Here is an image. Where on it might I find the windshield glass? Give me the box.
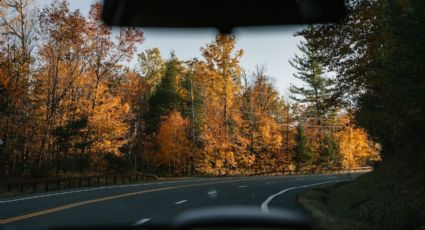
[1,0,423,230]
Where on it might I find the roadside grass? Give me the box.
[299,187,367,230]
[298,160,425,229]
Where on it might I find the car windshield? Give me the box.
[0,0,424,230]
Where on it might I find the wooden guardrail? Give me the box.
[0,173,158,194]
[249,166,373,176]
[0,167,372,195]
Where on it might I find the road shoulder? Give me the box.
[298,164,425,230]
[297,187,367,230]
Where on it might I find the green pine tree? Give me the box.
[320,132,342,170]
[289,40,335,122]
[293,124,313,171]
[144,56,184,135]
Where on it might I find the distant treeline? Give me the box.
[0,0,380,178]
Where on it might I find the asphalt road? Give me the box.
[0,173,359,229]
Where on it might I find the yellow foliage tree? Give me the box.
[155,111,191,175]
[89,83,130,156]
[338,116,381,169]
[195,34,245,175]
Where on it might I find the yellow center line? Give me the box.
[0,177,266,225]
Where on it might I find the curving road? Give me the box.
[0,173,359,229]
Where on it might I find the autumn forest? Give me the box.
[0,1,380,178]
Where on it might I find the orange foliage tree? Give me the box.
[155,111,191,175]
[337,116,381,169]
[0,1,381,177]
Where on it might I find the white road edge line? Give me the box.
[133,218,151,226]
[0,186,117,203]
[0,178,231,203]
[237,185,247,188]
[174,200,187,205]
[260,180,346,214]
[0,183,163,203]
[266,182,276,184]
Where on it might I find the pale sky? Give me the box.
[37,0,305,96]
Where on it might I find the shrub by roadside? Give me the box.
[298,160,425,229]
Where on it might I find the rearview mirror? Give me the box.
[102,0,347,33]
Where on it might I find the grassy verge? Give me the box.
[298,160,425,229]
